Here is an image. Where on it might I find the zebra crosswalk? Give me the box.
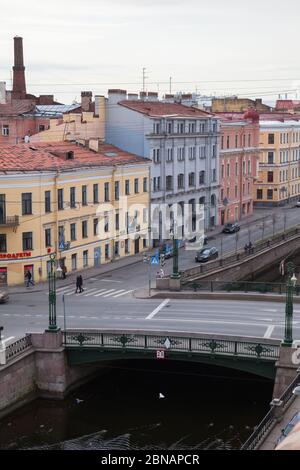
[50,285,134,300]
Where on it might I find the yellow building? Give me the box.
[254,119,300,206]
[0,141,150,286]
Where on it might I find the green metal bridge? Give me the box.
[63,329,280,379]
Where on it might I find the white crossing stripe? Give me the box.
[83,288,99,297]
[102,289,125,298]
[56,286,73,293]
[146,299,170,320]
[113,290,134,298]
[264,325,275,338]
[93,289,108,297]
[94,289,115,297]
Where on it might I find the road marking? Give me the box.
[264,325,275,338]
[56,286,73,293]
[63,288,77,296]
[79,316,87,319]
[83,288,99,297]
[99,279,122,283]
[90,316,98,319]
[2,336,14,344]
[69,315,75,318]
[113,290,134,298]
[149,317,272,327]
[262,309,277,313]
[146,299,170,320]
[94,289,115,297]
[102,289,124,298]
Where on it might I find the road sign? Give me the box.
[151,255,159,265]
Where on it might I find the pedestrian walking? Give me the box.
[244,243,249,254]
[79,275,84,292]
[248,241,253,254]
[62,265,67,279]
[25,270,34,287]
[75,275,81,293]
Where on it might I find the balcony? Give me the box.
[0,216,20,227]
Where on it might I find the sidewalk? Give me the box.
[9,251,149,295]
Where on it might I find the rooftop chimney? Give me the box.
[81,91,92,112]
[0,82,6,104]
[128,93,139,101]
[12,36,26,99]
[140,91,147,100]
[147,92,158,102]
[107,89,127,105]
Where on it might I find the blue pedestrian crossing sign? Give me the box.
[151,255,159,265]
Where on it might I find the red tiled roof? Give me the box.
[0,142,149,172]
[0,101,35,117]
[119,100,211,117]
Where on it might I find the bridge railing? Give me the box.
[182,280,297,295]
[4,335,32,363]
[181,226,300,280]
[63,330,280,361]
[240,372,300,450]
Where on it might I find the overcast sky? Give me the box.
[1,0,300,104]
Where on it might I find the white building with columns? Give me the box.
[105,89,220,232]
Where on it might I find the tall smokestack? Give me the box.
[12,36,26,98]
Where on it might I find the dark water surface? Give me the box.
[0,361,273,450]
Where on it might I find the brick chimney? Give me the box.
[81,91,92,111]
[12,36,26,99]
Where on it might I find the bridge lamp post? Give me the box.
[282,261,297,347]
[47,253,59,332]
[170,225,180,279]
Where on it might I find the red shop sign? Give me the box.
[0,252,32,259]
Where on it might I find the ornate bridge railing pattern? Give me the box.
[5,334,32,362]
[63,330,280,361]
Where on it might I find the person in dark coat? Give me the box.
[75,275,84,293]
[25,270,34,287]
[79,275,84,292]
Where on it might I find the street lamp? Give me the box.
[47,253,59,332]
[282,261,297,347]
[170,225,180,279]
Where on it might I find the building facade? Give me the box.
[105,90,220,231]
[218,112,260,224]
[254,119,300,206]
[0,142,150,286]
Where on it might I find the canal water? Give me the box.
[0,361,273,450]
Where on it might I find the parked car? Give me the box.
[222,223,240,234]
[195,247,218,263]
[188,235,208,245]
[0,290,9,303]
[275,411,300,447]
[295,200,300,207]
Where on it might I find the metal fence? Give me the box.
[181,226,300,280]
[240,372,300,450]
[5,334,32,362]
[63,330,280,361]
[182,280,298,295]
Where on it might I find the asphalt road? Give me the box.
[1,206,300,345]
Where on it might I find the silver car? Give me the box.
[0,290,9,303]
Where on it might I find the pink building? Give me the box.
[217,110,260,225]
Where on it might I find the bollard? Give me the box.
[270,398,283,423]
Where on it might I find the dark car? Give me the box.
[275,411,300,447]
[195,247,218,263]
[222,223,240,234]
[188,235,208,245]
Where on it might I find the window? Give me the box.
[134,178,139,193]
[22,193,32,215]
[45,191,51,213]
[267,189,273,200]
[167,122,172,133]
[70,187,76,208]
[177,122,185,133]
[189,147,196,160]
[104,182,110,202]
[114,241,119,257]
[166,175,173,191]
[71,253,77,270]
[83,250,88,267]
[114,181,120,200]
[226,163,230,177]
[93,218,98,236]
[177,174,184,189]
[268,152,274,164]
[0,194,5,222]
[199,171,205,185]
[199,146,206,159]
[22,232,33,250]
[235,135,238,148]
[104,212,109,232]
[267,171,274,183]
[0,234,7,252]
[226,136,230,149]
[257,189,263,199]
[235,162,238,176]
[153,148,161,163]
[221,165,224,179]
[115,212,120,231]
[166,148,173,162]
[38,124,45,132]
[58,189,64,210]
[268,133,275,144]
[153,177,161,191]
[248,134,251,147]
[125,239,129,254]
[248,160,251,175]
[153,122,160,134]
[143,177,148,192]
[212,144,216,158]
[70,223,76,241]
[2,125,9,136]
[212,169,216,182]
[45,228,51,247]
[235,186,238,198]
[188,172,195,186]
[125,179,130,195]
[93,184,99,204]
[82,185,87,206]
[221,136,224,149]
[82,220,88,238]
[177,147,185,161]
[188,122,196,133]
[105,243,110,259]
